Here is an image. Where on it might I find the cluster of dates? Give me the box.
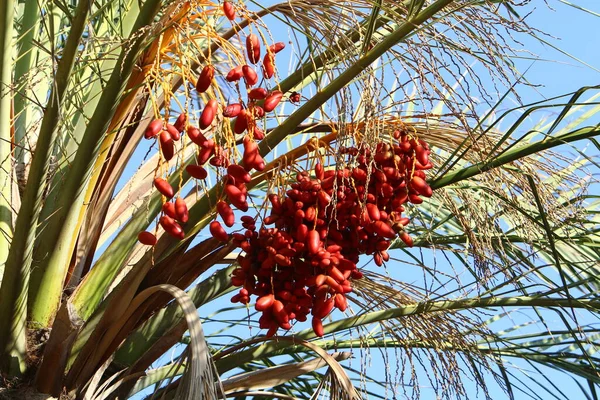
[137,4,297,245]
[134,2,436,338]
[229,131,433,337]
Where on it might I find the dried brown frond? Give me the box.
[349,271,496,400]
[421,141,592,286]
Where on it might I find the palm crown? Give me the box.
[0,0,599,399]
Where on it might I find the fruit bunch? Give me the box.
[194,33,287,141]
[229,130,433,337]
[137,113,191,243]
[133,2,435,338]
[137,4,291,245]
[138,127,269,243]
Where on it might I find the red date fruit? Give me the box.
[246,34,261,64]
[269,42,285,54]
[154,178,174,198]
[242,65,258,86]
[138,231,157,246]
[162,202,176,219]
[223,1,235,20]
[217,201,235,227]
[160,215,184,240]
[187,126,208,146]
[159,131,174,161]
[227,164,251,183]
[173,113,186,132]
[196,65,214,93]
[256,294,275,311]
[200,99,218,129]
[411,176,433,197]
[248,87,268,100]
[175,197,189,223]
[400,231,414,247]
[233,110,249,134]
[186,165,208,180]
[263,90,283,112]
[223,103,243,118]
[166,124,180,141]
[334,293,348,312]
[210,221,229,242]
[312,317,324,337]
[145,119,163,139]
[226,65,243,82]
[307,230,320,254]
[262,53,275,79]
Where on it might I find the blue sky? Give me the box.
[510,1,600,100]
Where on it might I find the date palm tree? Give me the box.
[0,0,599,399]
